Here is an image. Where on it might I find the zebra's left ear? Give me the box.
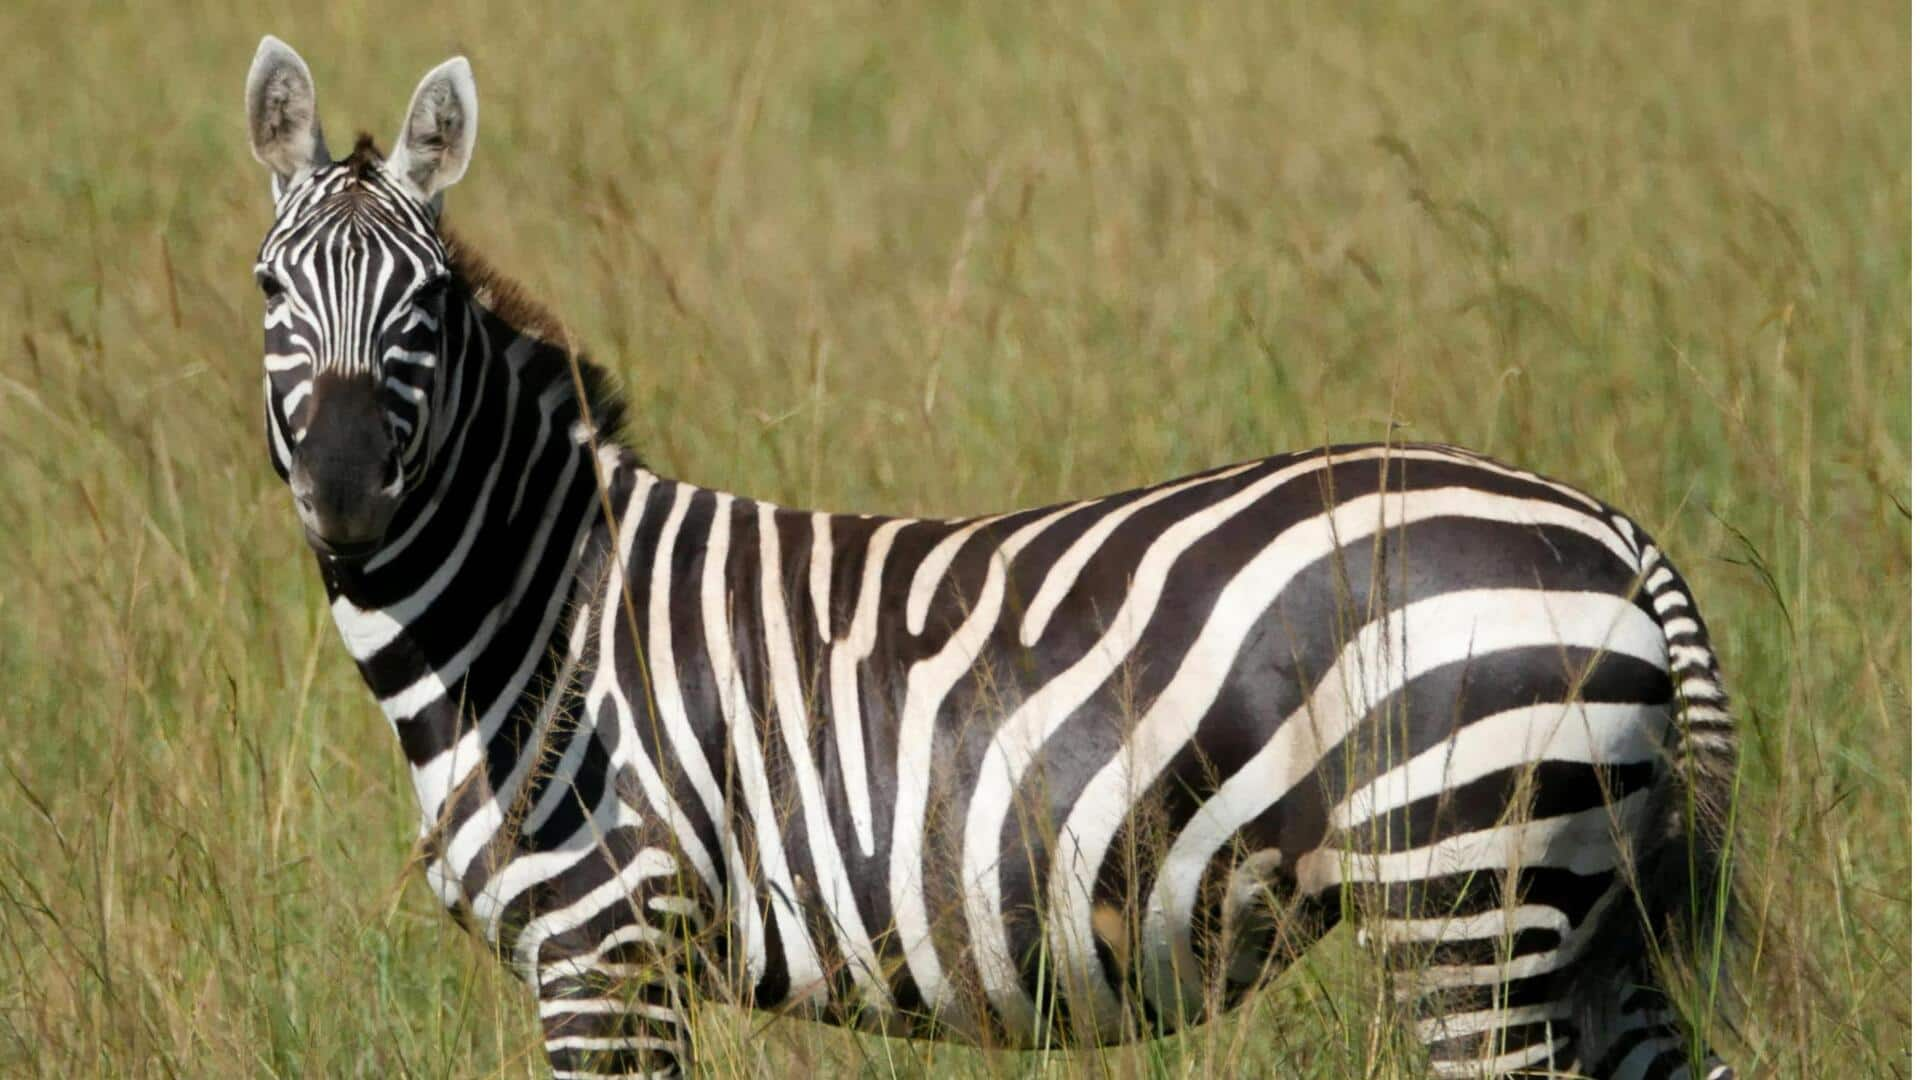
[386,57,478,206]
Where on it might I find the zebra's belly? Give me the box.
[756,842,1319,1048]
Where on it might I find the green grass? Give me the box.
[0,1,1907,1075]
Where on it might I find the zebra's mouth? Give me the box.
[305,529,383,562]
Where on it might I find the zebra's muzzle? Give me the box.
[290,469,398,560]
[302,526,385,562]
[288,374,404,558]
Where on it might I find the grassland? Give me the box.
[0,1,1908,1075]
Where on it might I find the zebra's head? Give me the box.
[244,36,476,559]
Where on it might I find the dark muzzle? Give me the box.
[290,375,401,559]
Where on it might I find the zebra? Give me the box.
[243,37,1739,1079]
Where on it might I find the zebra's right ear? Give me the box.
[245,36,330,199]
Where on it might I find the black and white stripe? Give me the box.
[245,39,1739,1079]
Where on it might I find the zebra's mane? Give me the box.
[441,231,567,347]
[338,134,628,446]
[441,232,629,448]
[343,133,387,180]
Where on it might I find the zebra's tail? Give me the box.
[1634,536,1739,972]
[1580,523,1742,1066]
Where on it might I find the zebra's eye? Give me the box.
[414,276,450,307]
[257,272,287,307]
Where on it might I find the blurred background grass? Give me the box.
[0,0,1907,1075]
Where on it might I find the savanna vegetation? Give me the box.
[0,1,1907,1075]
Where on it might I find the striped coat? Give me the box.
[246,38,1737,1079]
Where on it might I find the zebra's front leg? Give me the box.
[527,840,712,1079]
[537,962,694,1079]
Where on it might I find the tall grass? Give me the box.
[0,1,1907,1075]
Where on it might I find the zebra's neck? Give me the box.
[317,275,629,833]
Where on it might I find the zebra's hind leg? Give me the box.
[537,964,693,1079]
[1582,968,1734,1080]
[1357,868,1730,1079]
[1355,870,1594,1077]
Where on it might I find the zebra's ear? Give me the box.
[386,57,478,205]
[245,36,330,198]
